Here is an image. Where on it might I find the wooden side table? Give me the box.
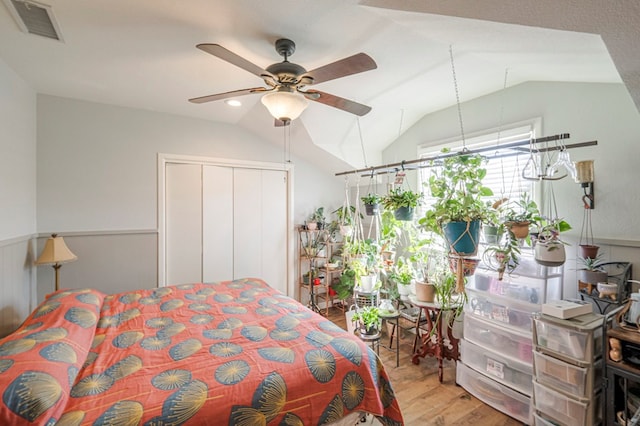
[409,296,460,383]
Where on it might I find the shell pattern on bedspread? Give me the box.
[0,279,403,425]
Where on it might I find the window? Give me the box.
[418,119,541,211]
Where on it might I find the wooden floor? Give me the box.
[326,307,525,426]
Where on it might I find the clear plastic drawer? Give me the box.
[533,350,602,398]
[533,380,601,426]
[457,361,532,424]
[466,287,537,332]
[533,314,603,363]
[464,312,534,364]
[461,339,533,396]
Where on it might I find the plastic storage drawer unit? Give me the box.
[461,339,533,396]
[457,362,532,424]
[533,350,602,398]
[533,380,601,426]
[533,313,603,363]
[466,287,537,332]
[464,312,534,363]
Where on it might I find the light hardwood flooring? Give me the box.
[326,307,525,426]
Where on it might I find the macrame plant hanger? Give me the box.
[449,44,472,293]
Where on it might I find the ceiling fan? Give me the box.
[189,38,377,123]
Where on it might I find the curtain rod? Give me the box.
[335,133,598,177]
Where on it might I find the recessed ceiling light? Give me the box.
[225,99,242,107]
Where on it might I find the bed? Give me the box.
[0,278,403,425]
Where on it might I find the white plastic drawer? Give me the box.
[466,288,537,332]
[461,339,533,396]
[457,362,532,424]
[472,270,550,305]
[533,316,603,363]
[464,312,534,364]
[533,381,601,426]
[533,413,560,426]
[533,351,602,398]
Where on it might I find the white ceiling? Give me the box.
[0,0,635,173]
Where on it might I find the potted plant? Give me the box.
[533,217,572,267]
[482,198,508,244]
[361,193,382,216]
[307,207,326,231]
[502,192,541,240]
[420,150,493,256]
[351,306,382,336]
[382,188,423,221]
[333,205,362,236]
[388,256,414,298]
[482,227,521,280]
[577,252,608,295]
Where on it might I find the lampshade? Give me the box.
[574,160,595,184]
[261,89,308,121]
[36,234,77,265]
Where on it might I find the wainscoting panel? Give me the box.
[36,231,158,303]
[0,237,35,338]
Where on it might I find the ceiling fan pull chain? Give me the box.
[357,118,368,169]
[449,45,467,151]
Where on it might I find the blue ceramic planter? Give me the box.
[443,220,481,255]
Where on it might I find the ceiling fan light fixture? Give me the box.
[261,89,308,122]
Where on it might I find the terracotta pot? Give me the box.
[448,256,480,277]
[415,280,435,302]
[507,221,530,239]
[579,244,600,259]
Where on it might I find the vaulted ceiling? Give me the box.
[0,0,635,172]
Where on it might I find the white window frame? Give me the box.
[417,118,543,212]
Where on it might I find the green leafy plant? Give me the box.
[351,306,381,332]
[382,188,423,210]
[420,150,493,233]
[361,193,383,205]
[503,192,541,224]
[333,205,362,226]
[578,252,607,272]
[483,227,521,280]
[388,256,414,286]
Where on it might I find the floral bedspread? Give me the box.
[0,278,403,425]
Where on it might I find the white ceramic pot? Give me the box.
[397,283,410,297]
[359,274,377,292]
[534,241,566,267]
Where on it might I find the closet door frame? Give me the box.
[157,153,294,296]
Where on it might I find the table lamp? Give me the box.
[36,233,77,291]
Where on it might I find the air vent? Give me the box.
[2,0,63,41]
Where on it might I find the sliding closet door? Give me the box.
[202,165,233,282]
[165,163,202,285]
[233,168,287,293]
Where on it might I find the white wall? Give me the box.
[36,95,344,300]
[0,57,37,335]
[0,58,36,240]
[383,81,640,299]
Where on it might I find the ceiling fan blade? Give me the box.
[196,44,275,80]
[303,53,376,85]
[304,90,372,116]
[189,87,268,104]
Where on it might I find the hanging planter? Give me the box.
[448,255,480,277]
[506,221,530,239]
[579,207,599,259]
[382,188,423,222]
[361,193,382,216]
[534,241,567,267]
[482,224,502,244]
[393,206,414,221]
[442,220,481,256]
